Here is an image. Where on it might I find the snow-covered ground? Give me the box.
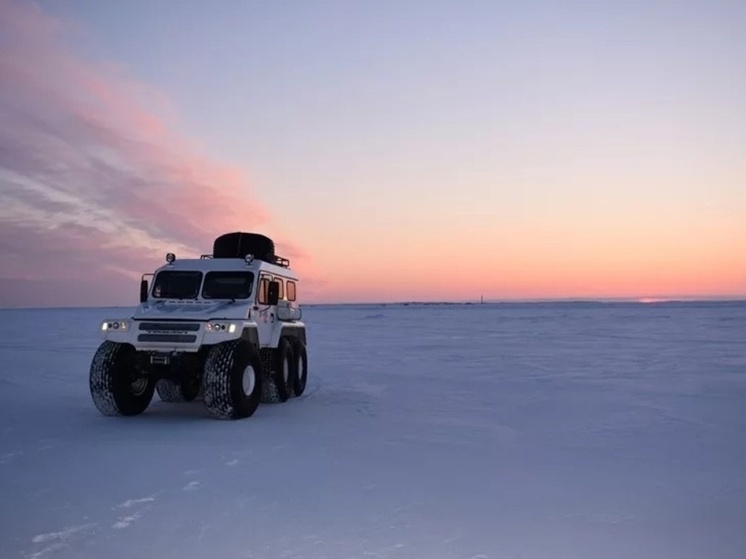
[1,301,745,559]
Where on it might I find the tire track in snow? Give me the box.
[115,496,156,509]
[0,450,23,464]
[184,480,201,491]
[112,509,147,529]
[26,523,97,559]
[111,494,158,529]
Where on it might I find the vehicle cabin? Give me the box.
[144,254,300,310]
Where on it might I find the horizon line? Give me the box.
[2,295,745,312]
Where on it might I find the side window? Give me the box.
[257,276,270,304]
[276,278,284,300]
[286,280,297,302]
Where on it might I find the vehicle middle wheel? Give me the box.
[202,340,263,419]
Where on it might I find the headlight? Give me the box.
[205,322,237,333]
[101,320,129,331]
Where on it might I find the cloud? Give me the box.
[0,0,300,307]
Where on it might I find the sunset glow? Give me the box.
[0,0,744,307]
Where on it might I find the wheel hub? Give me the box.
[130,378,148,396]
[242,365,256,395]
[283,357,290,385]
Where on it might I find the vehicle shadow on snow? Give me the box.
[136,400,215,420]
[81,392,317,425]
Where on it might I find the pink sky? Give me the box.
[0,0,310,307]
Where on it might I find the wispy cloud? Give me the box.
[0,0,286,307]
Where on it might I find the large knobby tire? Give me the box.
[213,232,275,261]
[156,377,201,403]
[89,341,155,416]
[260,338,294,404]
[293,341,308,397]
[202,340,263,419]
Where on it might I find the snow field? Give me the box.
[0,302,745,559]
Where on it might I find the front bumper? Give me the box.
[100,318,250,352]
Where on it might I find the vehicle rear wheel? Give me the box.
[260,338,294,403]
[293,341,308,397]
[89,341,155,416]
[202,340,263,419]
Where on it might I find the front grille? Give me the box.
[138,322,200,332]
[137,334,198,343]
[136,321,200,344]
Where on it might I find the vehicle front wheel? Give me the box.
[89,341,155,416]
[202,340,263,419]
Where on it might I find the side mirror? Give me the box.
[267,281,280,306]
[140,279,149,303]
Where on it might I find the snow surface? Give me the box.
[1,301,745,559]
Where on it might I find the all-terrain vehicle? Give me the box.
[89,232,308,420]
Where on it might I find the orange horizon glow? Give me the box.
[297,217,745,304]
[300,256,746,304]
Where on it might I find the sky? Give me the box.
[0,0,744,307]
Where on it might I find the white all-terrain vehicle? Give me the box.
[89,232,308,420]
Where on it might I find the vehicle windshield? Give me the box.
[152,271,203,299]
[202,271,255,299]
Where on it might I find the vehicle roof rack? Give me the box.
[200,252,289,267]
[272,255,291,268]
